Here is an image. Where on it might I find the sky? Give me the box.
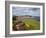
[12,7,40,16]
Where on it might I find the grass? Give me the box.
[13,18,40,30]
[22,18,40,30]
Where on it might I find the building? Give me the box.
[15,15,32,21]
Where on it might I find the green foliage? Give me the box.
[13,18,40,30]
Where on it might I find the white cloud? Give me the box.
[12,7,40,16]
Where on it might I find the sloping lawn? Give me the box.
[23,18,40,30]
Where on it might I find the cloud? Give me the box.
[12,7,40,16]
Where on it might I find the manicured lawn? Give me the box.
[23,18,40,30]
